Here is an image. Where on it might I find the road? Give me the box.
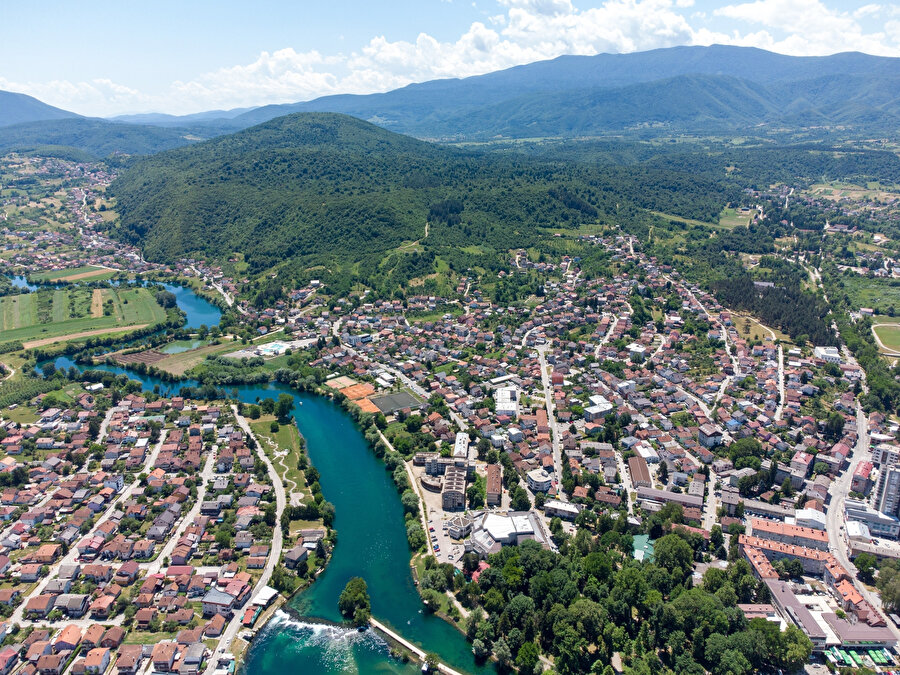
[682,447,719,531]
[593,312,620,357]
[535,344,564,498]
[147,446,216,576]
[205,407,287,674]
[615,452,634,515]
[774,345,786,421]
[664,274,738,408]
[10,422,167,626]
[822,404,900,641]
[190,265,245,314]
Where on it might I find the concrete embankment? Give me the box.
[369,617,465,675]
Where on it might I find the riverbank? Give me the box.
[39,284,487,674]
[370,618,465,675]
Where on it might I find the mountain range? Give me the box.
[0,45,898,157]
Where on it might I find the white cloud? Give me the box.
[5,0,899,116]
[713,0,897,55]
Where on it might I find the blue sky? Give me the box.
[2,0,897,116]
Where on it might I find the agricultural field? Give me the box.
[115,339,237,376]
[810,181,900,202]
[30,265,117,283]
[0,286,167,347]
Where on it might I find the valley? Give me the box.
[1,42,900,675]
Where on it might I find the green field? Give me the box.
[30,265,116,282]
[718,207,752,229]
[0,287,167,346]
[152,340,238,375]
[874,324,900,352]
[251,416,309,501]
[840,276,900,315]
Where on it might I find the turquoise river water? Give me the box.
[47,284,487,674]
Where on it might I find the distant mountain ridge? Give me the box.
[231,45,900,132]
[1,45,898,154]
[0,91,81,127]
[149,45,895,138]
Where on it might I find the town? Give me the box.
[4,144,900,675]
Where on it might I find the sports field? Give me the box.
[370,390,423,414]
[0,286,167,347]
[874,324,900,353]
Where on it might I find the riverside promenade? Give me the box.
[370,617,466,675]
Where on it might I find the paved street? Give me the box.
[10,413,166,626]
[823,405,900,642]
[204,407,288,674]
[535,344,564,498]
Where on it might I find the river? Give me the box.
[47,285,487,674]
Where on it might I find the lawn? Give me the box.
[0,286,167,346]
[408,306,463,324]
[733,313,791,344]
[251,416,308,500]
[718,207,752,229]
[873,324,900,352]
[650,211,714,229]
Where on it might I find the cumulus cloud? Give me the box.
[713,0,897,55]
[7,0,900,116]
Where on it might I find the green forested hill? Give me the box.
[110,113,739,285]
[0,118,204,158]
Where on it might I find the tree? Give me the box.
[271,565,297,594]
[516,641,540,672]
[421,588,442,612]
[710,525,724,550]
[401,490,420,515]
[781,477,793,497]
[509,486,531,511]
[855,552,877,583]
[654,534,693,576]
[407,522,426,550]
[472,638,490,661]
[467,484,484,509]
[338,577,370,626]
[493,637,512,666]
[824,411,845,440]
[275,393,294,421]
[658,462,669,484]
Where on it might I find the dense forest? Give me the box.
[713,275,834,345]
[109,113,736,294]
